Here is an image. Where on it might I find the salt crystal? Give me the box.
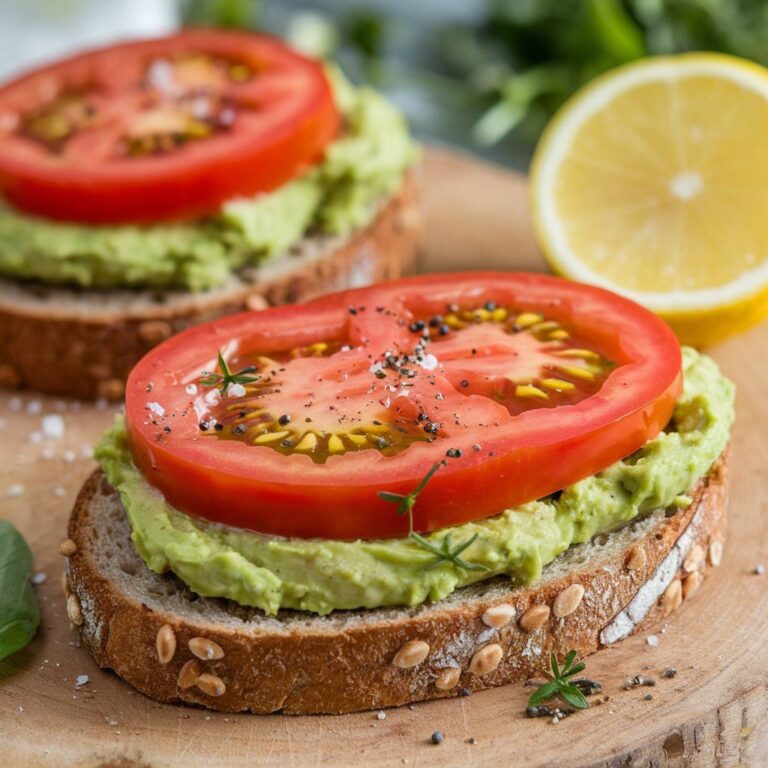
[76,674,89,686]
[227,383,246,398]
[646,635,659,647]
[41,414,65,440]
[147,402,165,417]
[26,400,42,415]
[185,384,198,396]
[419,354,438,371]
[32,572,47,585]
[6,484,24,498]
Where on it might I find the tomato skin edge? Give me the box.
[0,30,340,224]
[124,272,683,540]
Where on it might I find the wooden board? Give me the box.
[2,147,768,767]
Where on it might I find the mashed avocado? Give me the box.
[95,348,734,616]
[0,70,416,292]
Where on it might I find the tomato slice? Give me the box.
[0,30,339,224]
[125,272,682,540]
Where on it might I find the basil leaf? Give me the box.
[0,520,40,661]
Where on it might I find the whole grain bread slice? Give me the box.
[0,173,419,399]
[63,454,728,715]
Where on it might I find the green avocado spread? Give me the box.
[95,348,734,616]
[0,69,416,292]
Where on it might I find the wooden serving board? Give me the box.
[2,148,767,767]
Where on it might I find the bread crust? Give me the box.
[64,455,728,715]
[0,173,419,399]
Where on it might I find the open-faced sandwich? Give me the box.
[62,272,734,714]
[0,30,418,399]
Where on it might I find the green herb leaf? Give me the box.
[565,661,586,678]
[527,650,594,713]
[379,462,486,573]
[0,521,40,661]
[558,684,589,710]
[527,680,560,707]
[199,349,259,395]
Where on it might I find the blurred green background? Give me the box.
[181,0,768,169]
[4,0,768,170]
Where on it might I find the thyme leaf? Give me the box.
[527,651,591,711]
[199,350,259,395]
[378,461,487,573]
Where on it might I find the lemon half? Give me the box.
[531,53,768,346]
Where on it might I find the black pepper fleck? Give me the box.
[431,731,444,745]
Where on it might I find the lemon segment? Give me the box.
[531,53,768,346]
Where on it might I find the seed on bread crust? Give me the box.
[519,604,550,632]
[683,545,704,573]
[469,644,503,676]
[59,538,77,556]
[245,294,269,312]
[97,378,125,400]
[708,539,723,567]
[177,659,202,690]
[662,579,683,615]
[553,584,585,618]
[683,571,702,599]
[195,673,226,697]
[626,545,646,571]
[482,604,516,629]
[189,637,224,661]
[156,625,176,664]
[434,667,461,690]
[392,640,430,668]
[66,593,83,626]
[137,320,173,344]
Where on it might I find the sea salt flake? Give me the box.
[185,384,198,396]
[419,354,438,371]
[146,402,165,417]
[646,635,659,647]
[76,674,89,686]
[226,383,246,398]
[41,414,65,440]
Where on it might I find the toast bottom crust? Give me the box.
[0,172,419,399]
[64,455,728,715]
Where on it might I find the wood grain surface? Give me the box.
[1,147,767,767]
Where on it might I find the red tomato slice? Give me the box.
[0,30,339,224]
[125,272,682,540]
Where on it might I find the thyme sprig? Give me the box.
[528,651,590,711]
[199,350,259,395]
[378,461,488,573]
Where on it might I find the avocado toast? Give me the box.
[62,273,734,713]
[0,31,418,399]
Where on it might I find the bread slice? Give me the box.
[0,173,418,400]
[63,454,728,715]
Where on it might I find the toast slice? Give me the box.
[0,173,418,400]
[63,454,728,715]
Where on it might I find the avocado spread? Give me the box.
[0,70,416,292]
[95,348,734,616]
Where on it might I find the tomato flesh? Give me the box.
[0,30,339,224]
[125,273,682,540]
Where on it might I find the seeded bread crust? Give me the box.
[63,453,728,715]
[0,172,418,400]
